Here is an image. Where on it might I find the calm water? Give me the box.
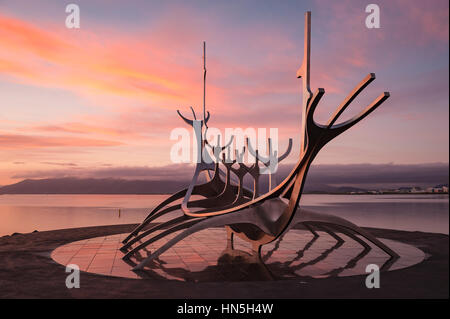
[0,194,448,236]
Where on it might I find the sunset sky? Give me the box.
[0,0,448,185]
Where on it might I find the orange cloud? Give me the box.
[0,14,71,60]
[31,123,135,137]
[0,13,200,106]
[0,133,122,149]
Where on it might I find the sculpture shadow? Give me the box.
[122,227,395,282]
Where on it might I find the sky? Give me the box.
[0,0,448,185]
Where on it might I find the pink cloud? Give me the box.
[0,133,122,149]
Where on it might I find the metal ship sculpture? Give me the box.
[121,12,399,271]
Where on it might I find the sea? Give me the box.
[0,194,448,237]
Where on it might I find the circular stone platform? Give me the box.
[51,228,425,281]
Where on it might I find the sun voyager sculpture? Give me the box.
[121,11,399,271]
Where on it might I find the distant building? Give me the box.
[426,185,449,193]
[410,187,425,193]
[398,187,413,193]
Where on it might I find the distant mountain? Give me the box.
[0,177,366,194]
[0,178,189,194]
[3,163,447,194]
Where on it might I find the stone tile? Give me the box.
[111,267,138,279]
[89,256,115,269]
[52,253,74,265]
[86,267,112,276]
[69,257,94,271]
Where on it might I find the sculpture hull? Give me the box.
[227,198,291,249]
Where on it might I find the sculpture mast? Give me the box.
[203,41,207,127]
[296,11,312,155]
[202,41,213,181]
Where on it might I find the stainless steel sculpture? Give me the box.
[122,11,399,271]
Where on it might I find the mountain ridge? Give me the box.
[0,177,367,194]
